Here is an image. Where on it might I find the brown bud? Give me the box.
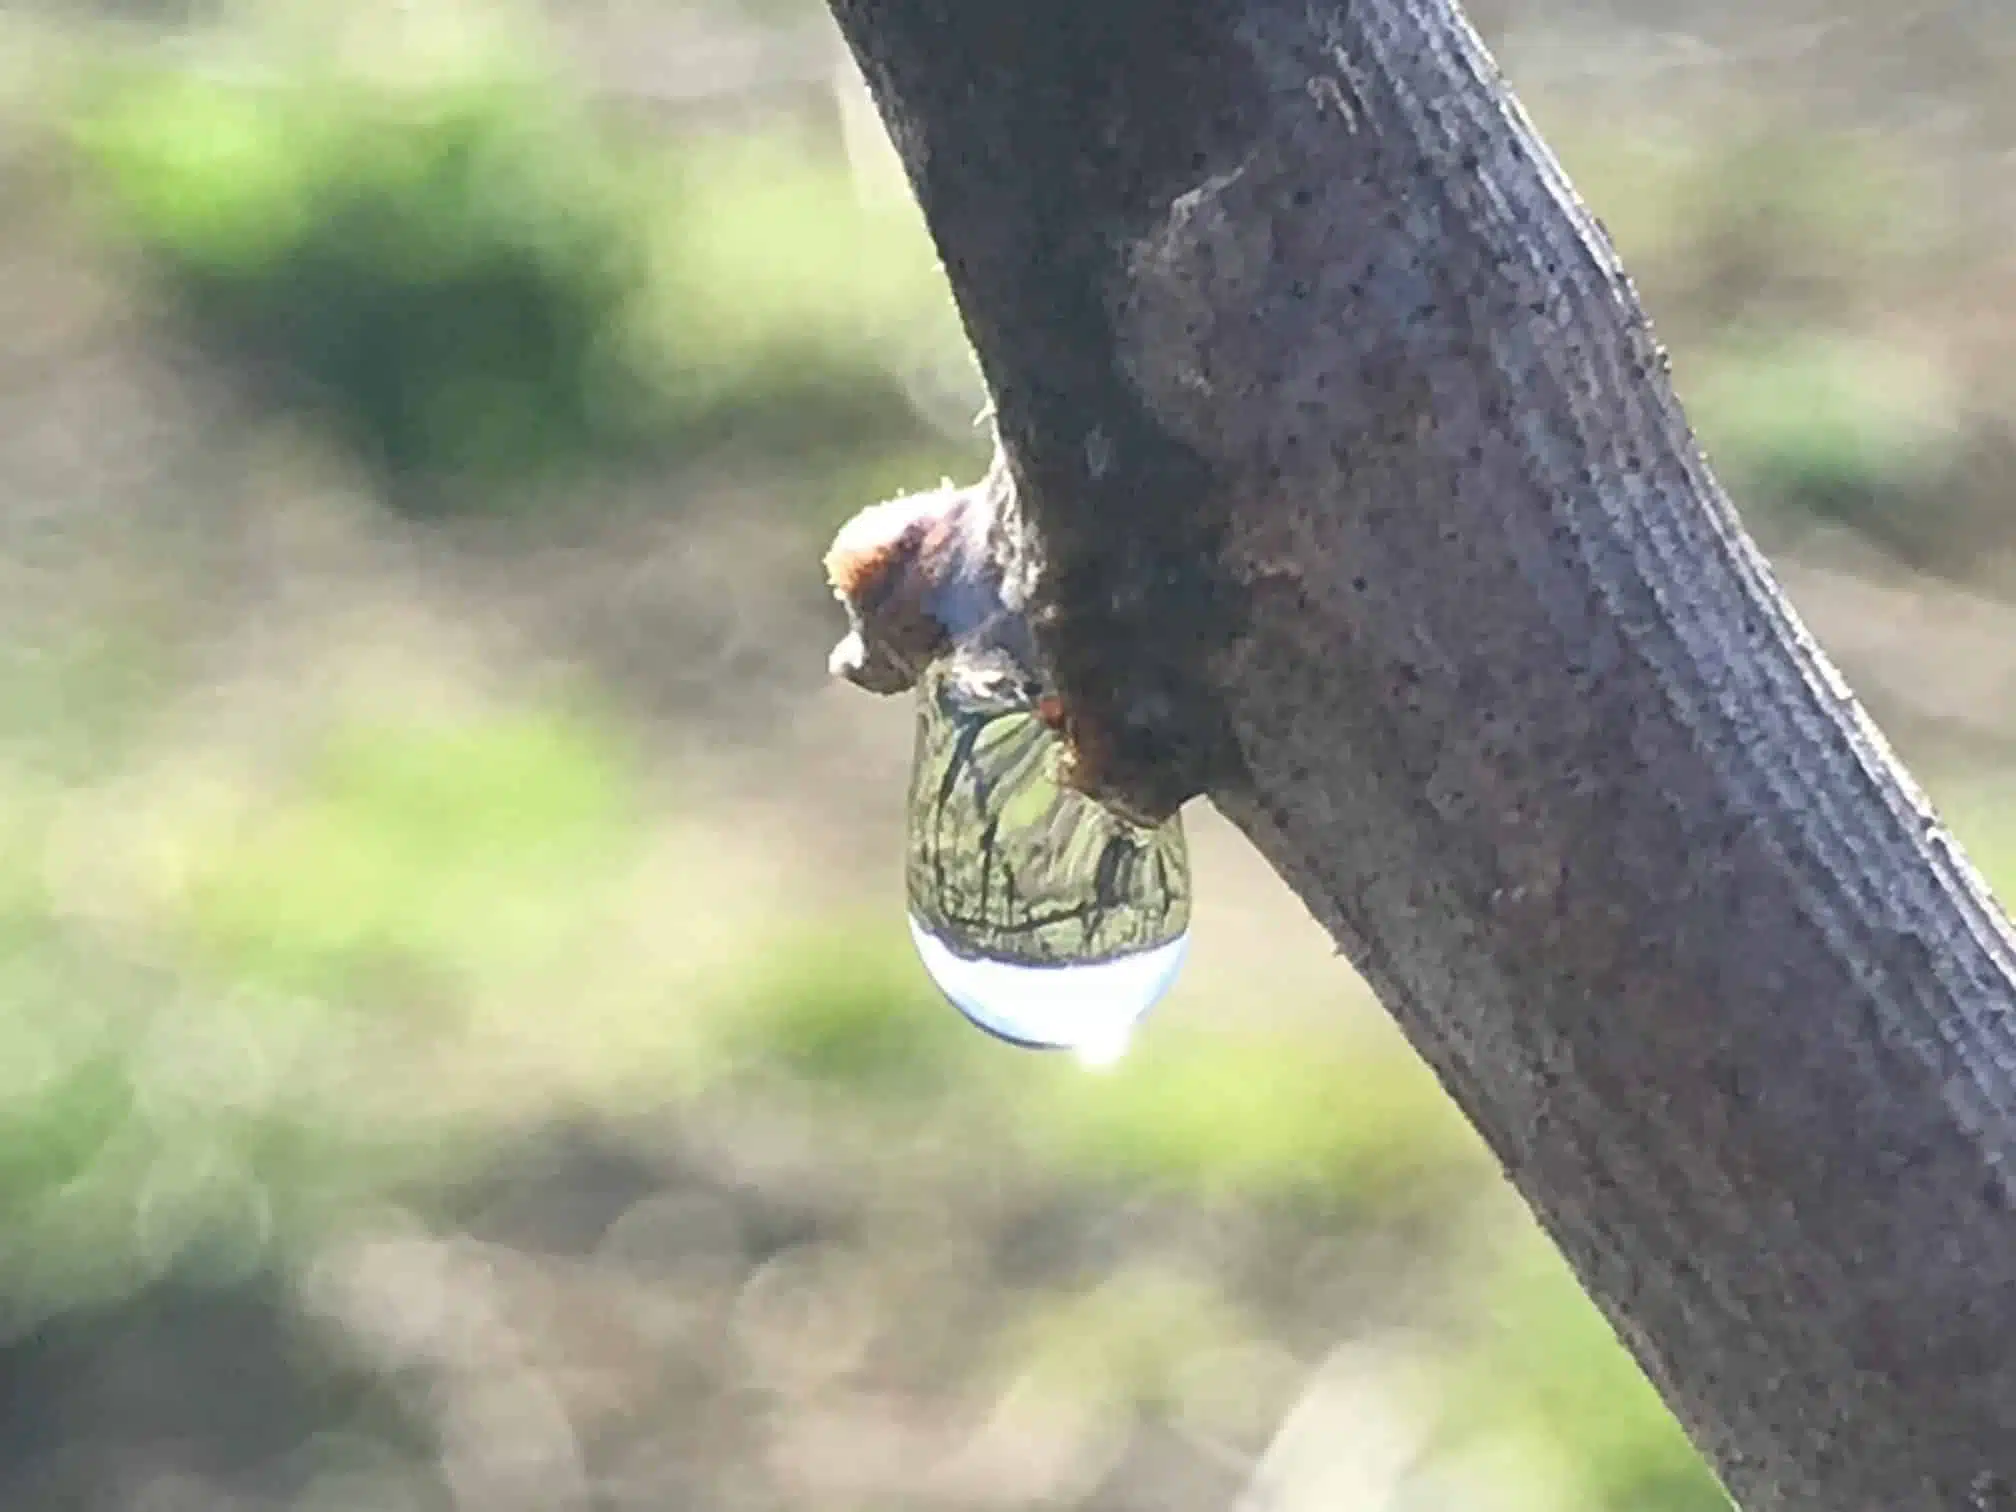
[823,482,990,696]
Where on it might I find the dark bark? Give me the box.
[820,2,2016,1509]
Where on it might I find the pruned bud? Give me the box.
[823,476,1016,697]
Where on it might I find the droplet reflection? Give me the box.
[909,914,1188,1059]
[901,657,1194,1057]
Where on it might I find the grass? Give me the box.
[0,576,1995,1494]
[1451,1226,1732,1512]
[1020,1032,1485,1209]
[176,707,638,1000]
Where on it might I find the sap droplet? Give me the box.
[909,914,1188,1056]
[824,467,1198,1055]
[901,659,1193,1053]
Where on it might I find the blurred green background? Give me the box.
[0,0,2010,1507]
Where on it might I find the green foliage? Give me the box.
[0,630,2004,1510]
[0,688,647,1319]
[726,923,976,1096]
[76,62,645,500]
[179,707,637,999]
[1557,119,1984,568]
[0,627,176,784]
[1932,779,2016,887]
[0,915,297,1315]
[621,135,969,454]
[1682,333,1965,558]
[1024,1031,1485,1208]
[719,940,1485,1220]
[0,950,136,1212]
[67,46,966,511]
[1555,120,1930,333]
[1455,1235,1732,1512]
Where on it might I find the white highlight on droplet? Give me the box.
[907,915,1188,1059]
[1070,1018,1134,1074]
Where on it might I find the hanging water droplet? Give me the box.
[904,658,1192,1053]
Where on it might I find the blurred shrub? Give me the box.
[1023,1032,1484,1209]
[725,922,976,1097]
[66,40,966,512]
[1558,119,2005,572]
[0,695,645,1327]
[1457,1235,1731,1512]
[619,132,973,459]
[1682,332,1974,562]
[179,707,636,1001]
[75,62,646,502]
[1568,125,1927,330]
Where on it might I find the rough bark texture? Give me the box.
[821,2,2016,1509]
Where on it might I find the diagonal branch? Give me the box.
[821,2,2016,1508]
